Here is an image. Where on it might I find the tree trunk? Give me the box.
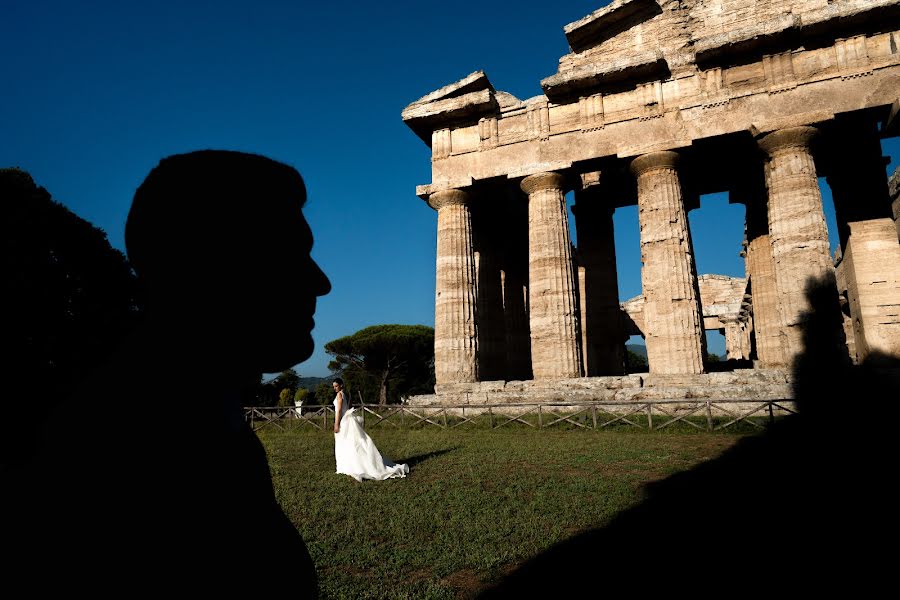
[379,370,390,406]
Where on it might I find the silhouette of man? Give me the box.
[5,151,328,595]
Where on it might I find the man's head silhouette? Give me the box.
[126,150,330,373]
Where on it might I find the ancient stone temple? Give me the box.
[403,0,900,403]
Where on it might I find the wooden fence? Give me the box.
[244,399,796,433]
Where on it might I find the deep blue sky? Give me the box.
[4,1,898,376]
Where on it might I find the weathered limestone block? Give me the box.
[758,126,836,361]
[574,181,625,375]
[840,219,900,362]
[409,369,797,415]
[430,189,478,384]
[631,151,705,374]
[521,172,583,379]
[698,274,746,319]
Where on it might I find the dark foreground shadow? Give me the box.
[2,151,330,595]
[481,275,899,597]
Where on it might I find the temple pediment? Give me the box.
[402,71,501,143]
[542,50,666,100]
[563,0,662,54]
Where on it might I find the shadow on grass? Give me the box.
[397,447,458,469]
[480,274,900,597]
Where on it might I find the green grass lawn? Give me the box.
[260,424,751,599]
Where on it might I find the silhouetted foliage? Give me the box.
[273,369,300,391]
[1,168,141,414]
[325,324,435,404]
[625,348,647,372]
[278,388,293,406]
[293,388,310,404]
[315,381,334,405]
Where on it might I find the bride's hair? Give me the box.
[333,378,351,406]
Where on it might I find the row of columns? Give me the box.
[430,125,898,384]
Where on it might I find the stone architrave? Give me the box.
[573,183,625,375]
[429,189,478,385]
[743,189,785,366]
[758,126,836,361]
[631,151,704,374]
[520,172,583,379]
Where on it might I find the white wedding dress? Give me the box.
[334,393,409,482]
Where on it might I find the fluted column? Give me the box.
[758,126,836,361]
[631,151,704,374]
[520,172,582,379]
[573,182,625,375]
[743,188,785,366]
[429,189,478,384]
[722,317,743,360]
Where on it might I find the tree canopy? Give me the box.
[325,324,434,404]
[2,168,141,402]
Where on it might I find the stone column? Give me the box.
[827,127,900,363]
[520,172,582,379]
[631,151,704,374]
[722,317,743,360]
[573,180,625,375]
[740,319,753,360]
[742,187,785,366]
[758,126,836,361]
[429,189,478,385]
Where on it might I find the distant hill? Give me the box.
[298,376,328,390]
[626,344,647,358]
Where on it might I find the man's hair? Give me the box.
[125,150,306,285]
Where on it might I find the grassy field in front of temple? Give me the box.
[260,423,753,599]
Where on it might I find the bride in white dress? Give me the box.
[332,378,409,482]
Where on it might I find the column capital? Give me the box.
[630,151,680,177]
[757,126,819,156]
[427,188,470,211]
[520,171,568,195]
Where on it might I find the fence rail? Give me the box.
[244,400,796,433]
